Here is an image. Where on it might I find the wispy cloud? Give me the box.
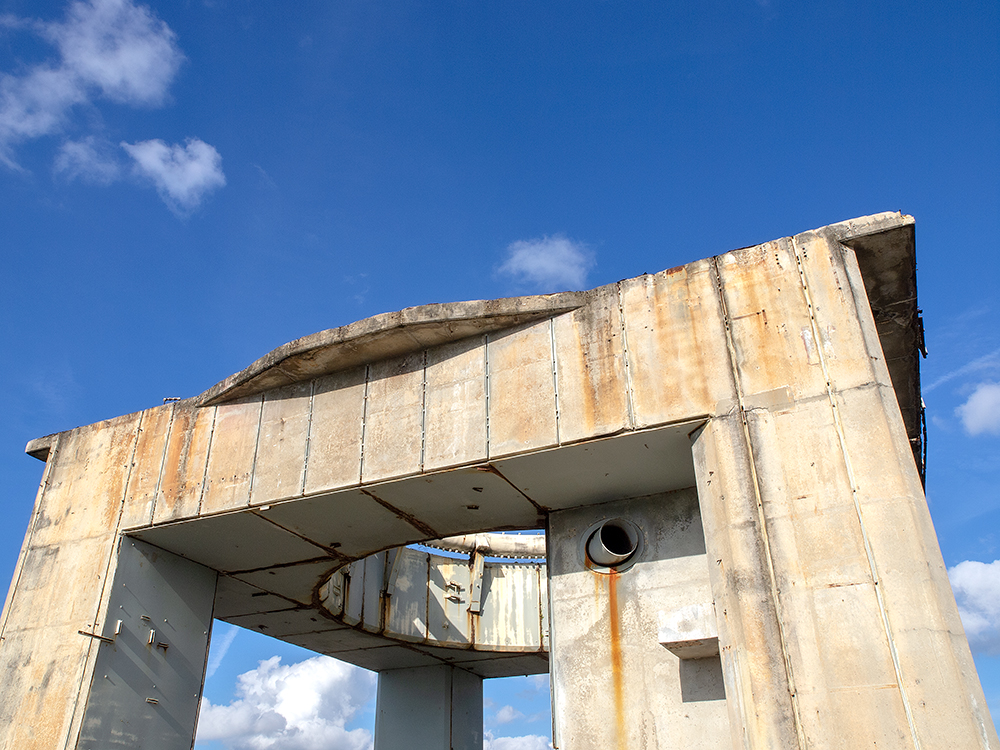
[204,623,239,680]
[122,137,225,214]
[0,0,225,213]
[196,655,375,750]
[949,559,1000,654]
[0,0,183,165]
[924,347,1000,393]
[498,234,595,291]
[955,382,1000,436]
[54,135,120,183]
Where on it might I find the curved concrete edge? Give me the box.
[198,292,590,406]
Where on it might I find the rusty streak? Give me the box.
[476,464,548,513]
[607,570,627,750]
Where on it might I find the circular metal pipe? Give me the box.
[586,519,640,567]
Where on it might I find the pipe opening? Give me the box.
[585,519,641,569]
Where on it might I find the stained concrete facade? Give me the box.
[1,212,997,749]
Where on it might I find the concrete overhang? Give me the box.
[196,293,588,407]
[17,211,924,678]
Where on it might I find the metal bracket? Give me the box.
[78,630,115,645]
[468,550,485,614]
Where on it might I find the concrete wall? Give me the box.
[1,213,995,750]
[547,489,731,750]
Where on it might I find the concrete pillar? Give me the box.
[374,664,483,750]
[689,228,999,749]
[546,490,731,750]
[77,538,217,749]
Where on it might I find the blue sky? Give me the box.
[1,0,997,746]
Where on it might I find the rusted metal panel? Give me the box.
[342,559,365,628]
[250,381,311,505]
[427,558,471,646]
[553,285,630,444]
[477,563,541,652]
[384,546,429,643]
[362,551,386,634]
[153,405,215,524]
[487,320,558,458]
[423,335,487,471]
[716,239,828,402]
[121,404,175,529]
[361,352,424,483]
[303,367,366,495]
[200,396,263,515]
[620,260,734,428]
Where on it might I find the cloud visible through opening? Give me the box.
[197,655,376,750]
[484,733,552,750]
[498,234,595,291]
[956,382,1000,436]
[0,0,224,212]
[949,559,1000,655]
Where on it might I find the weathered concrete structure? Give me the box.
[2,212,996,749]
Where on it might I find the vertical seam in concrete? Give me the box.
[148,403,177,525]
[196,406,219,515]
[791,236,923,750]
[485,334,492,461]
[68,414,145,750]
[0,434,61,639]
[550,317,561,445]
[359,365,371,483]
[420,350,428,472]
[301,379,316,495]
[711,256,807,750]
[97,415,144,628]
[247,393,266,504]
[616,281,637,429]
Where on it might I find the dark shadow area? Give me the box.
[679,656,726,702]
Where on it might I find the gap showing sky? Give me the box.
[0,1,997,748]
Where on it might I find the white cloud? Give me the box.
[498,234,595,291]
[949,559,1000,655]
[0,0,183,164]
[956,382,1000,436]
[205,623,239,680]
[122,137,225,213]
[485,732,552,750]
[196,655,376,750]
[54,135,121,183]
[493,705,525,725]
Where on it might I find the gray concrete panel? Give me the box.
[78,539,216,750]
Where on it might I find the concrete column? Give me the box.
[374,664,483,750]
[77,538,217,749]
[546,490,731,750]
